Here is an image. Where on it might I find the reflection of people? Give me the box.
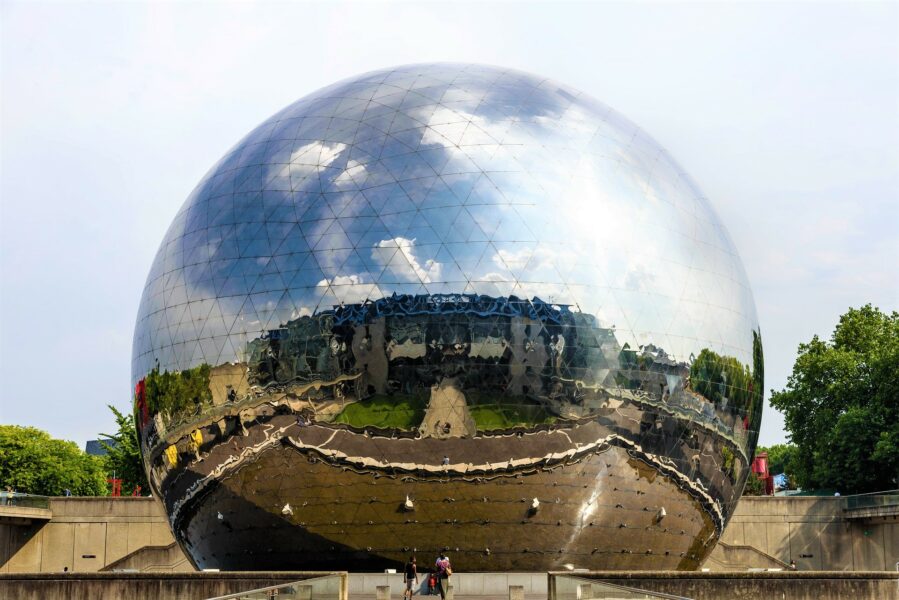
[552,334,566,374]
[789,559,797,571]
[403,555,418,599]
[360,334,372,351]
[435,553,451,600]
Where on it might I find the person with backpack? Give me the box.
[403,555,418,599]
[434,552,452,600]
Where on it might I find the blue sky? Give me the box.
[1,1,896,448]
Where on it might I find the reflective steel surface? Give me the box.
[132,63,763,571]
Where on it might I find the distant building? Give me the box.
[85,440,116,456]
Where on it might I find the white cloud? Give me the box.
[421,107,485,143]
[333,158,366,187]
[492,245,575,274]
[315,274,384,304]
[270,140,348,186]
[372,237,442,284]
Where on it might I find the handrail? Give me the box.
[549,573,693,600]
[844,489,899,511]
[204,573,345,600]
[714,541,791,569]
[0,492,50,509]
[843,488,899,497]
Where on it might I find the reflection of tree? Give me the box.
[689,344,761,418]
[144,364,212,424]
[748,330,765,439]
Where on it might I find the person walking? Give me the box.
[403,555,418,599]
[435,552,452,600]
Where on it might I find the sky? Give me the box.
[1,1,897,449]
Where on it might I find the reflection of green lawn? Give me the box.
[332,395,426,429]
[469,404,556,431]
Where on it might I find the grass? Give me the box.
[332,392,557,432]
[332,394,427,430]
[466,393,557,431]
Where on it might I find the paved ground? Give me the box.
[349,595,547,600]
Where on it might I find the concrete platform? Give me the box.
[2,570,898,600]
[548,570,899,600]
[0,571,347,600]
[0,505,52,526]
[348,572,546,597]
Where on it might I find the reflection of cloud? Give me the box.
[483,244,582,304]
[290,306,313,319]
[315,274,384,304]
[334,159,366,186]
[271,140,348,184]
[493,245,574,273]
[420,106,495,155]
[623,262,656,292]
[372,237,442,284]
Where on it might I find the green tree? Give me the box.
[757,443,798,477]
[688,332,763,425]
[742,472,766,496]
[0,426,107,496]
[99,405,149,495]
[770,305,899,493]
[144,363,212,424]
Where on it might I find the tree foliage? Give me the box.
[770,305,899,493]
[144,363,212,424]
[742,472,766,496]
[689,329,764,429]
[757,443,799,477]
[0,425,107,496]
[99,405,149,495]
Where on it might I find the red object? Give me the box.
[751,452,774,495]
[108,477,122,497]
[132,485,142,497]
[752,452,768,476]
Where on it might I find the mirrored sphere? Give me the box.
[133,63,763,571]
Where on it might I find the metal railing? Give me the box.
[844,489,899,511]
[205,574,346,600]
[550,574,692,600]
[0,492,50,509]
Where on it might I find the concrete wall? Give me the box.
[2,570,896,600]
[707,496,899,571]
[0,498,189,573]
[549,571,899,600]
[0,571,346,600]
[348,572,547,596]
[1,496,897,574]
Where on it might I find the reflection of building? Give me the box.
[132,64,763,571]
[244,294,623,424]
